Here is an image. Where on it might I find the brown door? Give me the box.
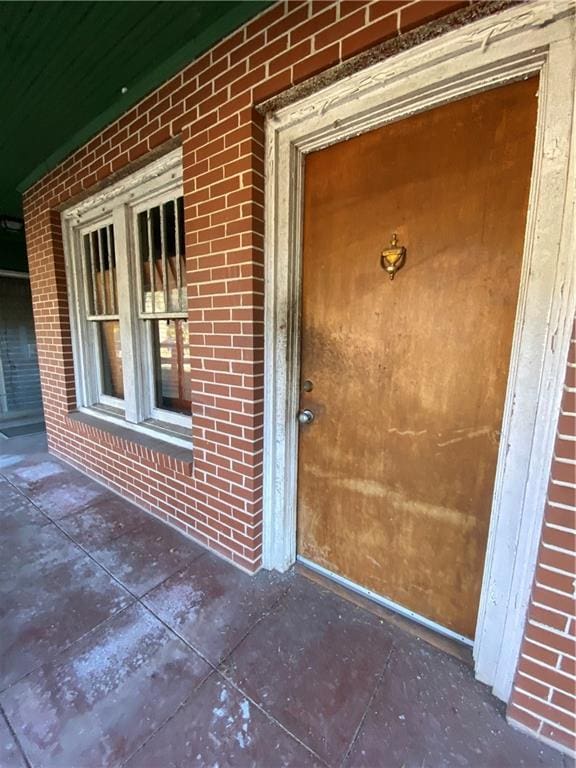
[297,78,538,639]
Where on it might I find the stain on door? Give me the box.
[297,78,539,639]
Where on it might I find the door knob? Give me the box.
[297,409,315,425]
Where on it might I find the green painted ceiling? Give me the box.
[0,1,270,219]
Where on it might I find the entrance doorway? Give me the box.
[296,79,538,641]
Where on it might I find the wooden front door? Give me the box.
[296,78,538,639]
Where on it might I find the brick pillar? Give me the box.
[508,320,576,755]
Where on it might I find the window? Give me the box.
[135,195,191,418]
[82,222,124,402]
[63,149,190,444]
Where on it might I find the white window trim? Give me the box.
[75,215,124,412]
[262,0,575,704]
[63,147,192,447]
[77,404,193,451]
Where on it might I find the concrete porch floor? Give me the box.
[0,433,568,768]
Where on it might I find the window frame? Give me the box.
[62,148,191,447]
[132,187,190,429]
[76,215,124,410]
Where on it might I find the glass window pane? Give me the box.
[94,230,106,314]
[83,225,117,317]
[151,319,191,414]
[97,320,124,399]
[176,196,186,312]
[138,196,186,315]
[83,233,98,315]
[139,206,165,312]
[106,225,118,314]
[164,199,179,313]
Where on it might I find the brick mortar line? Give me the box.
[545,518,576,530]
[518,651,574,693]
[550,478,576,490]
[534,581,576,599]
[514,687,576,721]
[511,702,575,738]
[520,654,576,681]
[531,599,574,621]
[540,563,576,579]
[517,669,573,691]
[523,638,576,664]
[541,542,576,558]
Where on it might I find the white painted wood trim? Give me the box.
[61,149,192,445]
[62,148,183,223]
[114,204,141,422]
[76,405,192,450]
[63,223,94,409]
[483,34,576,700]
[150,405,192,430]
[262,0,575,703]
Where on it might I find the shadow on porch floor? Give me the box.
[0,433,568,767]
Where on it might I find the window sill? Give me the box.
[66,408,193,466]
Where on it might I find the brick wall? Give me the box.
[23,0,468,571]
[508,322,576,756]
[21,0,575,756]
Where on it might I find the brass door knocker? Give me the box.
[381,234,406,280]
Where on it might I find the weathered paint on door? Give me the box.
[296,78,539,639]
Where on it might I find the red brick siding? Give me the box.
[508,322,576,756]
[23,0,465,572]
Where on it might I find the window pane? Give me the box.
[138,196,186,315]
[151,319,191,414]
[83,225,117,316]
[139,207,161,312]
[97,320,124,399]
[164,199,180,313]
[176,197,186,312]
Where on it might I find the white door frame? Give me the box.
[262,1,575,702]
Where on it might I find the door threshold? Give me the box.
[297,556,474,663]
